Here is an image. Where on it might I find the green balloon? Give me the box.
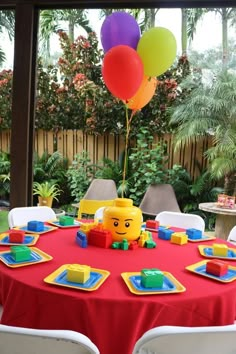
[137,27,177,77]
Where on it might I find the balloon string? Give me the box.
[122,108,135,198]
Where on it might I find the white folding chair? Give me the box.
[227,225,236,244]
[8,206,57,228]
[94,206,106,221]
[132,324,236,354]
[155,211,205,232]
[0,324,100,354]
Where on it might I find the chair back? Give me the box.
[0,324,99,354]
[83,179,118,200]
[227,225,236,244]
[78,199,115,219]
[132,324,236,354]
[8,206,57,228]
[139,184,180,217]
[155,211,205,232]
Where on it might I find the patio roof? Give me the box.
[1,0,234,208]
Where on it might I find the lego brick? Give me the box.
[146,220,159,230]
[9,230,25,243]
[120,239,129,250]
[186,228,202,240]
[27,220,44,232]
[10,245,31,262]
[76,231,88,248]
[141,268,164,288]
[213,243,228,257]
[171,232,188,245]
[66,264,90,283]
[129,241,138,250]
[158,228,174,240]
[59,215,74,226]
[206,260,228,277]
[145,239,156,248]
[88,227,113,248]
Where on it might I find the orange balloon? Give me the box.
[127,75,157,110]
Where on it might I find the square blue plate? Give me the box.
[0,250,43,265]
[54,270,103,289]
[129,275,177,292]
[195,264,236,281]
[1,235,35,245]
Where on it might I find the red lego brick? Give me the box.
[206,260,228,277]
[129,241,139,250]
[88,227,113,248]
[9,230,25,243]
[146,220,159,230]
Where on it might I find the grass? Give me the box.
[0,210,9,232]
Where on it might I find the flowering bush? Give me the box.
[0,69,13,129]
[0,31,189,135]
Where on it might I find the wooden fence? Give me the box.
[0,129,212,181]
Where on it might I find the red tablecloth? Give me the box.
[0,226,236,354]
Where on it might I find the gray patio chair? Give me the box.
[139,184,181,218]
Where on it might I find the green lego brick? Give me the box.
[10,245,31,262]
[141,268,164,288]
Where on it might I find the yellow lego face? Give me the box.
[104,213,141,242]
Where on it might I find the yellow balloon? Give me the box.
[127,75,157,110]
[137,27,177,77]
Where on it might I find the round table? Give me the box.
[0,225,236,354]
[199,202,236,240]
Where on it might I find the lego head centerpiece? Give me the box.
[103,198,142,242]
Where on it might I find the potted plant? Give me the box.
[33,181,61,208]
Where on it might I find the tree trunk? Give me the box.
[222,8,228,67]
[181,9,188,56]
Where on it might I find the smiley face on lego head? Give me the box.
[103,198,142,242]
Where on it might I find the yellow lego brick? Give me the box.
[171,233,188,245]
[138,235,146,247]
[213,244,228,257]
[66,264,90,283]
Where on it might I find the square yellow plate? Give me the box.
[14,224,58,235]
[0,247,52,268]
[44,264,110,291]
[186,260,236,283]
[198,245,236,260]
[121,271,186,295]
[188,234,216,242]
[0,232,39,246]
[47,220,81,228]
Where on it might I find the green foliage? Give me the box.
[66,151,96,202]
[0,150,10,198]
[170,69,236,194]
[128,128,168,205]
[33,151,70,205]
[33,181,61,201]
[0,70,12,129]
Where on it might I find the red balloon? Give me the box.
[102,45,143,100]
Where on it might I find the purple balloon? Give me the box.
[101,11,140,53]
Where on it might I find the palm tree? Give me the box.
[39,9,92,61]
[170,70,236,195]
[99,8,159,32]
[0,10,15,66]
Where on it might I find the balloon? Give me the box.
[137,27,177,77]
[101,11,141,53]
[127,75,157,110]
[102,45,143,100]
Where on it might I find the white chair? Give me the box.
[227,225,236,244]
[155,211,205,232]
[0,324,100,354]
[94,206,106,221]
[8,206,57,228]
[132,324,236,354]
